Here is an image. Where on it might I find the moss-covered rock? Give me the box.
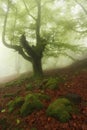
[58,111,71,122]
[7,97,24,113]
[44,78,59,90]
[20,94,44,117]
[46,98,73,122]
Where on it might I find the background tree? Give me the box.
[1,0,85,77]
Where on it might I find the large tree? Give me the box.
[1,0,84,77]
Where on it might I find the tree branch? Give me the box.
[2,0,32,62]
[60,52,77,61]
[20,34,36,57]
[22,0,36,21]
[11,7,17,44]
[75,0,87,15]
[36,0,41,45]
[15,46,32,61]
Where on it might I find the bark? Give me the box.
[32,57,43,77]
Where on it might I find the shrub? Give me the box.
[46,98,73,122]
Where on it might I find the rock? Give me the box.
[65,93,82,104]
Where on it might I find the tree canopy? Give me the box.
[0,0,87,77]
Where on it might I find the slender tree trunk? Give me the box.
[32,57,43,77]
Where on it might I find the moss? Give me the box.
[7,97,24,113]
[44,78,59,90]
[58,111,71,122]
[26,84,34,91]
[34,93,50,100]
[46,98,73,122]
[20,94,44,117]
[50,98,72,106]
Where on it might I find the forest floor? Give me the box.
[0,65,87,130]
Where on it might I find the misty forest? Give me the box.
[0,0,87,129]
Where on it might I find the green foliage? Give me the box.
[1,0,85,64]
[46,98,73,122]
[7,97,24,113]
[20,94,44,117]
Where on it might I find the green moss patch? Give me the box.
[46,98,73,122]
[20,94,44,117]
[43,78,59,90]
[7,93,50,117]
[7,97,24,113]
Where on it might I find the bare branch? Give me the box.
[36,0,41,44]
[75,0,87,15]
[2,0,32,62]
[60,52,77,61]
[22,0,36,21]
[10,7,17,44]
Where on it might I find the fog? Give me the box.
[0,40,74,82]
[1,34,87,83]
[0,0,87,83]
[0,40,32,82]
